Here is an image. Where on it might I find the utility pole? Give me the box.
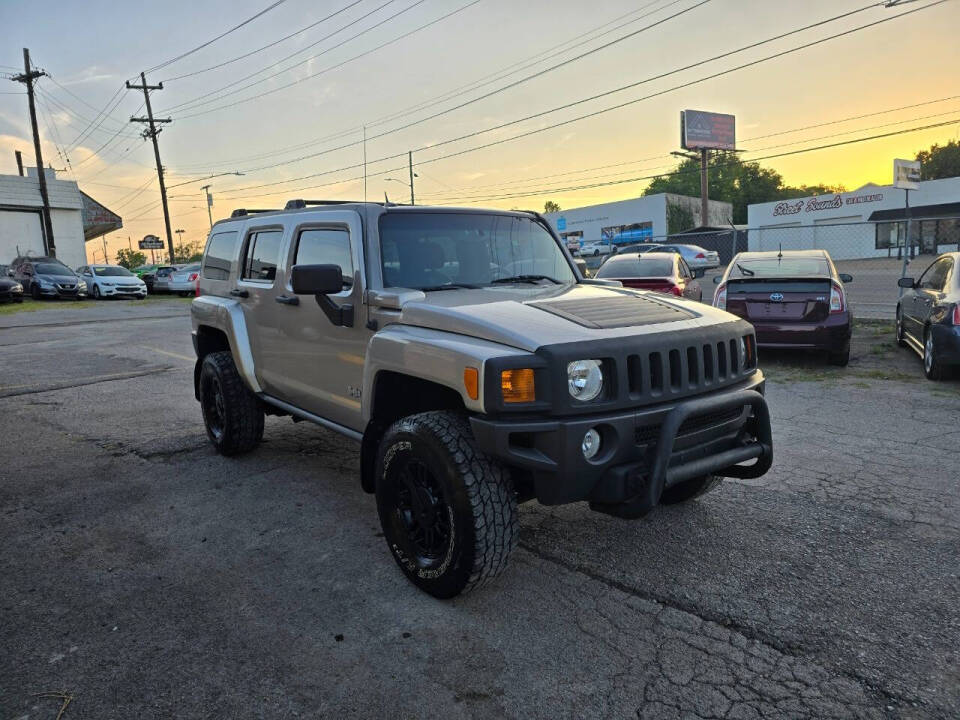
[102,234,109,264]
[11,48,55,256]
[408,151,415,205]
[127,236,133,251]
[126,73,174,263]
[201,184,214,230]
[699,148,709,226]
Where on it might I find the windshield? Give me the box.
[596,255,674,278]
[92,266,134,277]
[35,262,72,275]
[729,257,830,278]
[379,212,575,290]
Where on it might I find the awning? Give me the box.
[81,191,122,240]
[868,201,960,222]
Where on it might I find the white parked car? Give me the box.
[77,265,146,299]
[167,263,201,296]
[579,240,615,257]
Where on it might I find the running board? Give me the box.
[259,394,363,442]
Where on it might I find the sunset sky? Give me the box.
[2,0,958,264]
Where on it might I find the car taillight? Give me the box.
[714,283,727,310]
[695,252,705,259]
[669,284,683,296]
[829,282,845,314]
[952,304,960,325]
[188,272,199,282]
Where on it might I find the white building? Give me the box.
[0,168,120,269]
[543,193,733,248]
[747,177,960,260]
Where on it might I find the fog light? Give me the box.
[582,428,601,459]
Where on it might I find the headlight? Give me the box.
[77,280,87,290]
[103,281,115,286]
[567,359,603,401]
[13,284,22,292]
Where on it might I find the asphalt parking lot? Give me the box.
[2,300,958,719]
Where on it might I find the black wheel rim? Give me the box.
[202,376,226,440]
[389,457,452,569]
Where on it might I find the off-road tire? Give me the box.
[923,328,943,381]
[199,351,264,455]
[659,474,722,504]
[375,411,517,599]
[895,306,907,348]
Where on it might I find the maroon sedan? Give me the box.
[713,250,853,365]
[594,252,703,301]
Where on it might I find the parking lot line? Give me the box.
[140,346,194,363]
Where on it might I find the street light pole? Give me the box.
[201,184,213,230]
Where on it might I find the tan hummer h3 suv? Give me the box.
[191,200,773,598]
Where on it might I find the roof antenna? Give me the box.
[384,192,390,205]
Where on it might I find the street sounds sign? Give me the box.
[893,159,921,191]
[139,234,164,250]
[681,110,736,151]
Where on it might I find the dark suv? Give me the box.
[11,257,87,300]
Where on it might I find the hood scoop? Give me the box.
[528,294,693,329]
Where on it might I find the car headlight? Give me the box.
[77,280,87,290]
[567,359,604,401]
[103,281,115,286]
[13,284,22,292]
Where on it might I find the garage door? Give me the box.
[0,209,44,264]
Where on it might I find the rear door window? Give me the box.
[202,230,239,281]
[919,258,952,291]
[241,229,283,283]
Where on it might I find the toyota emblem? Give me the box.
[769,292,784,302]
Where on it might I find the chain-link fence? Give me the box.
[579,218,960,319]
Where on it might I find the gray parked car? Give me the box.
[191,201,773,598]
[896,251,960,380]
[12,257,87,300]
[167,263,201,296]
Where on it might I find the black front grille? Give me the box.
[634,406,745,446]
[628,338,750,400]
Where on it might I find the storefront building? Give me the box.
[543,193,733,248]
[746,177,960,260]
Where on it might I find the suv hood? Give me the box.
[393,283,738,352]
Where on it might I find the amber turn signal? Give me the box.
[501,368,535,403]
[463,367,479,400]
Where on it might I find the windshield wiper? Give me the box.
[736,264,755,277]
[418,282,481,291]
[490,274,561,285]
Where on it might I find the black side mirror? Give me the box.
[839,273,853,283]
[897,277,915,289]
[291,264,353,327]
[693,268,705,279]
[712,275,723,284]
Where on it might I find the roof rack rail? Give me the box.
[285,199,361,210]
[230,208,278,217]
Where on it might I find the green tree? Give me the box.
[115,248,147,269]
[173,240,203,264]
[645,153,841,224]
[916,140,960,180]
[543,200,561,213]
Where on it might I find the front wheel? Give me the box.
[199,351,264,455]
[375,411,517,598]
[659,475,722,504]
[896,306,907,347]
[92,284,101,299]
[31,284,41,300]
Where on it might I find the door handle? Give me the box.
[230,288,249,298]
[275,294,300,306]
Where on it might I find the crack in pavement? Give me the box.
[0,367,178,398]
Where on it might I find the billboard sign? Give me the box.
[681,110,736,151]
[893,159,921,191]
[139,234,164,250]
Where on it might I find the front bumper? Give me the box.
[37,285,86,298]
[98,285,146,297]
[470,373,772,512]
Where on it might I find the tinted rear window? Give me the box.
[202,231,239,281]
[596,255,674,278]
[729,257,830,278]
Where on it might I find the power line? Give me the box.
[159,0,406,113]
[143,0,290,75]
[168,0,673,171]
[161,0,365,82]
[420,119,960,205]
[167,0,485,119]
[215,0,929,196]
[44,76,133,133]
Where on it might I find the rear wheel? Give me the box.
[199,351,264,455]
[375,411,517,598]
[923,328,943,381]
[659,475,722,505]
[828,344,850,366]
